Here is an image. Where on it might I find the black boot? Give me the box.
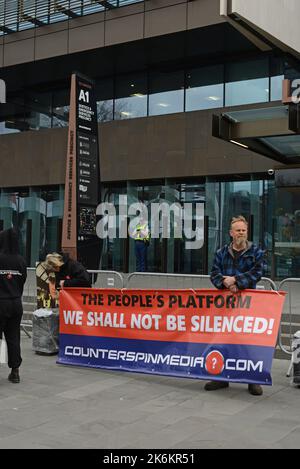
[248,384,263,396]
[8,368,20,383]
[204,381,229,391]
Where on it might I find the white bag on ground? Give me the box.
[32,308,59,355]
[0,338,7,364]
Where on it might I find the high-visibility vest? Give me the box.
[134,223,150,242]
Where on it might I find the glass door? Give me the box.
[274,187,300,279]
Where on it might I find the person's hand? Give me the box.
[60,280,65,289]
[229,285,240,294]
[223,276,236,288]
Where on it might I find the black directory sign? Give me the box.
[62,73,100,269]
[76,77,99,207]
[76,75,100,267]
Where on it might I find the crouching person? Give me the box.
[42,252,92,290]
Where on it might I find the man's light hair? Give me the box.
[230,216,248,229]
[42,253,64,272]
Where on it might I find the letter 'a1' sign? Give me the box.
[0,79,6,104]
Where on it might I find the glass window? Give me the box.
[0,189,18,231]
[271,75,284,101]
[166,181,206,274]
[52,89,70,128]
[225,58,269,106]
[0,99,26,134]
[114,73,147,120]
[149,71,184,116]
[96,78,114,123]
[44,186,64,258]
[100,184,127,272]
[186,65,224,111]
[270,57,284,101]
[24,91,52,130]
[0,185,64,266]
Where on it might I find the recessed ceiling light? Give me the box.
[157,103,169,107]
[230,140,249,149]
[121,111,132,116]
[206,96,221,101]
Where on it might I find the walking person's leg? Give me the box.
[3,299,23,383]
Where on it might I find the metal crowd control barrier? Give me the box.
[257,277,277,291]
[126,272,277,291]
[126,273,213,289]
[277,278,300,357]
[88,270,124,289]
[21,267,36,338]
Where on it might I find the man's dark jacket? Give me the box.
[210,242,266,290]
[55,254,91,288]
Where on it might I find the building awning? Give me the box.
[213,104,300,164]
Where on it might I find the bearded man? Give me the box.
[206,215,266,396]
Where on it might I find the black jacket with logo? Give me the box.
[0,253,27,299]
[55,254,92,289]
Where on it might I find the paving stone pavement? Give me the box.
[0,334,299,449]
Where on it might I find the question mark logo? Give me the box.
[205,351,225,376]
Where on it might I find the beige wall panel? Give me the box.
[229,0,300,56]
[188,0,224,30]
[0,128,67,187]
[35,30,68,61]
[4,38,35,66]
[145,3,187,38]
[4,29,34,44]
[69,22,105,54]
[105,13,144,46]
[105,2,144,20]
[69,12,105,29]
[0,109,279,188]
[145,0,185,11]
[100,109,277,181]
[0,45,3,68]
[35,21,68,36]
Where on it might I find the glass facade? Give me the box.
[99,176,276,278]
[1,177,300,280]
[0,55,287,135]
[0,186,64,266]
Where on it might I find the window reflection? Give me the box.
[271,75,284,101]
[96,78,114,123]
[114,73,147,120]
[52,89,70,128]
[0,56,293,130]
[24,91,52,130]
[225,58,269,106]
[149,71,184,116]
[270,57,284,102]
[186,65,224,111]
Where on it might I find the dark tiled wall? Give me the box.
[0,107,278,188]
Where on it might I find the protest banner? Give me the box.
[58,288,286,385]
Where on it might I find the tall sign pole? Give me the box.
[62,73,100,268]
